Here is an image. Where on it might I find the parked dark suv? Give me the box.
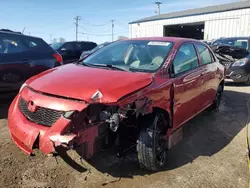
[211,37,250,85]
[0,30,63,93]
[51,41,97,64]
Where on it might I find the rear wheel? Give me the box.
[137,113,167,171]
[209,85,223,112]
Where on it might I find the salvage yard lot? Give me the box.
[0,82,249,188]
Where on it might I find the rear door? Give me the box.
[0,33,30,91]
[0,33,56,91]
[171,43,205,128]
[74,42,84,58]
[196,43,218,106]
[59,42,77,63]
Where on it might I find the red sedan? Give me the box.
[8,37,225,171]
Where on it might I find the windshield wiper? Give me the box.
[89,64,129,72]
[128,67,152,73]
[74,60,90,67]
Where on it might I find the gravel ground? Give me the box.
[0,82,249,188]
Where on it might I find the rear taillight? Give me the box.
[53,53,63,64]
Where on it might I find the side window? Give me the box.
[197,44,213,65]
[173,43,199,74]
[61,43,74,51]
[75,42,82,51]
[0,34,28,54]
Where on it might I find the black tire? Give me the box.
[137,113,167,171]
[244,75,250,85]
[208,85,223,112]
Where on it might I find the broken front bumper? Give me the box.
[8,88,100,158]
[8,95,75,155]
[225,64,250,83]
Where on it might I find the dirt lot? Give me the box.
[0,82,249,188]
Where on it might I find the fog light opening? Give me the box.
[234,74,242,79]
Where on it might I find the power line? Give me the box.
[115,21,129,30]
[78,31,128,37]
[80,20,110,27]
[78,25,111,34]
[74,16,81,41]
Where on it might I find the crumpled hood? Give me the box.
[27,64,153,103]
[210,44,249,62]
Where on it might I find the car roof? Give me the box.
[65,41,97,44]
[124,37,200,44]
[0,30,42,40]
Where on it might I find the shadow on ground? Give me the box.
[56,88,249,180]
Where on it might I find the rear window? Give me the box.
[51,42,64,50]
[196,44,213,65]
[0,33,53,54]
[81,42,97,51]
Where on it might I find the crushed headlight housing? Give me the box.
[232,58,248,67]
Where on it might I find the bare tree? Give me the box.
[59,37,66,43]
[52,38,57,43]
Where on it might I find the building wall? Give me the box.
[129,8,250,40]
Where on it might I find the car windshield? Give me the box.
[213,38,249,50]
[81,40,174,72]
[50,42,64,50]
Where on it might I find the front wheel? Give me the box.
[137,113,167,171]
[208,85,223,112]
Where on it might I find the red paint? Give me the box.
[27,64,153,103]
[8,37,224,157]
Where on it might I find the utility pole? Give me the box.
[22,27,26,34]
[111,20,114,42]
[74,16,81,41]
[155,2,162,15]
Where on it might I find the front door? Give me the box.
[171,43,204,128]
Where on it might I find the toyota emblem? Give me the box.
[27,101,37,112]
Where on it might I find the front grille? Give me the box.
[18,98,63,127]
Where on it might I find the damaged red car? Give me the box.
[8,37,225,171]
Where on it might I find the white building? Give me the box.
[129,1,250,40]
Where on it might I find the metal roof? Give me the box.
[129,1,250,24]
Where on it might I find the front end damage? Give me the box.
[8,83,158,160]
[210,44,250,83]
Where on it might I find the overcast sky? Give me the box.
[0,0,241,43]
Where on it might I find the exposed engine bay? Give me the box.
[210,44,249,63]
